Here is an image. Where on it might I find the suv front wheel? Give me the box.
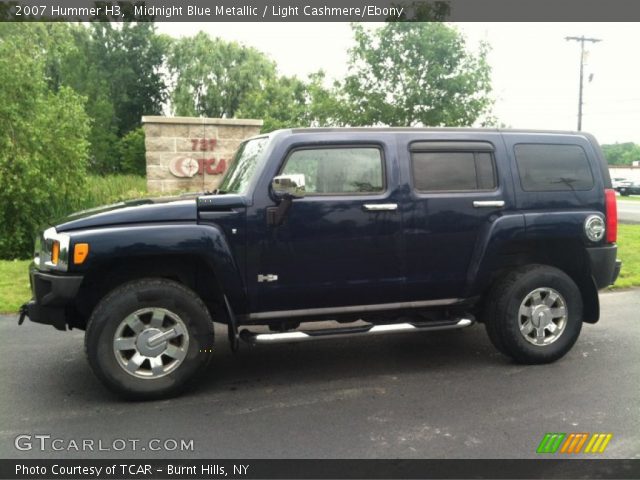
[484,265,583,364]
[85,278,214,399]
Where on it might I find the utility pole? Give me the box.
[565,36,602,131]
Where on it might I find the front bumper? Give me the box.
[19,269,83,331]
[587,244,621,289]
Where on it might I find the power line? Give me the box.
[565,35,602,131]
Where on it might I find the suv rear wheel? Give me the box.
[484,265,583,364]
[85,278,214,399]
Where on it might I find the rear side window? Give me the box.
[515,144,594,191]
[411,151,497,192]
[281,147,384,195]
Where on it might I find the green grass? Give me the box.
[46,175,148,225]
[618,195,640,201]
[56,175,149,218]
[2,225,640,314]
[611,224,640,288]
[82,175,148,207]
[0,259,31,313]
[50,175,193,220]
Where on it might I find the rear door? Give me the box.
[399,134,511,300]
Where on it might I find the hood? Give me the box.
[196,193,248,211]
[55,197,198,232]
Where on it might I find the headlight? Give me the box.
[37,227,70,271]
[33,235,42,268]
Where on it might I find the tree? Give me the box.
[15,22,168,174]
[18,23,85,93]
[238,71,341,132]
[239,75,308,132]
[601,143,640,166]
[118,128,146,175]
[80,23,167,173]
[305,72,344,127]
[339,23,493,127]
[40,23,167,173]
[0,25,90,258]
[393,0,451,21]
[167,33,276,118]
[89,23,168,136]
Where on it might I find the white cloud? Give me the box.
[157,22,640,144]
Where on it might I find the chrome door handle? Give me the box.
[473,200,505,208]
[363,203,398,211]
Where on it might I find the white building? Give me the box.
[609,166,640,183]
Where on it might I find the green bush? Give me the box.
[118,128,146,175]
[0,173,148,260]
[0,27,91,259]
[44,175,148,223]
[82,175,148,208]
[86,94,120,174]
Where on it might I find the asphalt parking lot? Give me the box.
[1,290,638,460]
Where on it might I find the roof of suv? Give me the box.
[288,127,583,135]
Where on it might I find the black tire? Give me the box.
[85,278,214,400]
[483,265,583,364]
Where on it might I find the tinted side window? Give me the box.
[411,151,496,192]
[282,147,384,195]
[515,144,594,191]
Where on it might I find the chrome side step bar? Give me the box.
[239,319,474,345]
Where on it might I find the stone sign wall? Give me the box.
[142,116,263,193]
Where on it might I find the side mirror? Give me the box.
[272,174,306,199]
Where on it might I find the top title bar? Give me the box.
[2,0,640,21]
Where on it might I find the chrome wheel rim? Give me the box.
[113,308,189,379]
[518,288,567,346]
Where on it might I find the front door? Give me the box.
[247,143,405,316]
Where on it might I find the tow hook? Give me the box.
[18,304,28,325]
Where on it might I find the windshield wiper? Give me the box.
[553,177,578,191]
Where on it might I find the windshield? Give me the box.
[217,137,270,195]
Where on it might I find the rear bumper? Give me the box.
[587,244,621,289]
[20,269,83,331]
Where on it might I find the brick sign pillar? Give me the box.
[142,116,263,194]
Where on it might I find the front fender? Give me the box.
[67,223,247,313]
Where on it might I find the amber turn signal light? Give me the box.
[73,243,89,264]
[51,241,60,265]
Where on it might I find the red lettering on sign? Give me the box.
[195,158,227,175]
[190,138,217,151]
[199,158,214,174]
[213,158,226,175]
[170,139,226,177]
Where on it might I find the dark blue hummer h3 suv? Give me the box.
[21,128,621,399]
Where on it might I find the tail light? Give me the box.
[605,188,617,243]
